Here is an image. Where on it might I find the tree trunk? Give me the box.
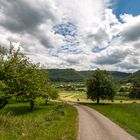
[45,98,48,104]
[30,100,34,111]
[97,97,100,104]
[45,96,49,105]
[0,100,9,110]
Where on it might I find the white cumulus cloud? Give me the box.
[0,0,140,72]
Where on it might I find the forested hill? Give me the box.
[44,69,132,83]
[131,70,140,78]
[47,69,84,82]
[122,70,140,83]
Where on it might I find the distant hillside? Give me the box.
[123,70,140,83]
[45,69,131,83]
[78,71,93,79]
[47,69,84,82]
[131,70,140,78]
[109,71,131,79]
[109,71,131,83]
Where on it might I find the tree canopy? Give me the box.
[0,45,58,110]
[86,69,115,104]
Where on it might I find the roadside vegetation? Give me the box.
[0,102,78,140]
[0,45,78,140]
[86,103,140,140]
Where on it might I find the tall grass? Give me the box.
[0,102,78,140]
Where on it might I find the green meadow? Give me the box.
[0,102,78,140]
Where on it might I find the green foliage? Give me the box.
[47,86,58,100]
[46,69,84,82]
[42,83,58,104]
[129,79,140,99]
[119,86,130,92]
[86,69,115,104]
[0,45,58,110]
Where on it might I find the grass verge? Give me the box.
[85,103,140,140]
[0,102,78,140]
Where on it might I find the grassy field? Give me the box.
[86,103,140,139]
[0,102,78,140]
[59,90,140,104]
[59,90,88,102]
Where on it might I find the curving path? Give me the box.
[75,104,137,140]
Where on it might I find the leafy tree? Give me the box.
[16,64,44,110]
[0,47,14,109]
[47,85,58,100]
[36,70,58,105]
[0,44,58,110]
[0,45,36,109]
[129,78,140,99]
[86,69,115,104]
[38,70,58,104]
[42,84,58,104]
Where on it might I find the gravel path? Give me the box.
[75,104,137,140]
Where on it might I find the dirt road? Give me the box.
[75,104,137,140]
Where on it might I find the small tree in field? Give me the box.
[37,70,58,104]
[86,69,115,104]
[129,78,140,99]
[42,84,58,104]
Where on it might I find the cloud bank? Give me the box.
[0,0,140,72]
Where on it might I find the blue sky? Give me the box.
[0,0,140,72]
[113,0,140,18]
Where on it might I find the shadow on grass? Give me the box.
[1,102,55,116]
[80,102,112,106]
[5,106,43,116]
[39,102,55,107]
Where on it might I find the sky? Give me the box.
[0,0,140,72]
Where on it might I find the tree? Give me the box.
[16,64,44,111]
[86,69,115,104]
[0,45,38,110]
[0,44,57,110]
[129,78,140,99]
[0,47,15,109]
[38,70,58,104]
[47,85,58,100]
[42,84,58,104]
